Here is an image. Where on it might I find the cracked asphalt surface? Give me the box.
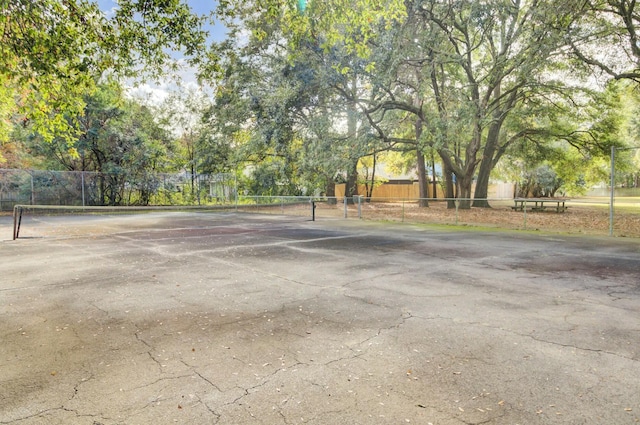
[1,212,639,424]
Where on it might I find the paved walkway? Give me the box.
[1,212,639,424]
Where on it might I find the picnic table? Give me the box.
[512,198,569,213]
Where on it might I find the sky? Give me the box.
[96,0,226,105]
[97,0,226,40]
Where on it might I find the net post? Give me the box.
[13,205,23,240]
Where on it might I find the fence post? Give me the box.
[343,196,348,218]
[455,199,459,225]
[357,195,362,219]
[610,146,615,237]
[81,171,86,207]
[30,172,34,205]
[523,199,527,230]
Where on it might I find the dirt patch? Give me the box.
[314,201,640,238]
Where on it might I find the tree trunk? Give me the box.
[431,153,438,200]
[473,157,492,208]
[366,154,377,198]
[325,177,336,205]
[345,159,359,204]
[457,173,473,209]
[453,120,482,210]
[98,174,105,206]
[415,118,429,207]
[417,149,429,207]
[345,77,359,204]
[473,119,503,208]
[444,162,456,209]
[440,150,475,209]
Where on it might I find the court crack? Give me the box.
[188,366,224,393]
[134,331,166,373]
[187,392,222,423]
[523,333,638,362]
[323,313,413,367]
[408,314,639,363]
[0,407,111,425]
[223,361,305,408]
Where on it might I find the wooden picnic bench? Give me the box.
[512,198,569,213]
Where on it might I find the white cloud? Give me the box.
[125,83,172,105]
[124,58,214,107]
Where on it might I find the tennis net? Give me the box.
[11,204,242,240]
[10,200,323,240]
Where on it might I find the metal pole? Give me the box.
[234,169,238,211]
[610,146,615,236]
[30,172,34,205]
[81,171,85,207]
[455,199,459,225]
[13,205,22,240]
[196,173,201,206]
[357,196,362,219]
[13,205,18,240]
[343,196,348,218]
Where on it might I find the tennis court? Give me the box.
[1,211,639,424]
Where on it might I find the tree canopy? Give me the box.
[2,0,639,204]
[0,0,207,147]
[197,0,639,204]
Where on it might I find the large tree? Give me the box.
[206,4,390,198]
[30,82,175,205]
[207,0,635,205]
[345,0,589,208]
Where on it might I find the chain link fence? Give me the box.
[0,169,236,210]
[236,195,640,238]
[3,169,638,237]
